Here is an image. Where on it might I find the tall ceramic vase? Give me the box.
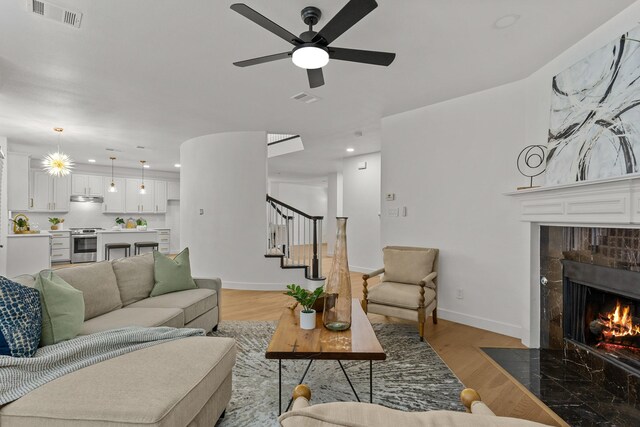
[323,217,352,331]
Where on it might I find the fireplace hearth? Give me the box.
[563,260,640,374]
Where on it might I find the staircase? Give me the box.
[265,194,324,281]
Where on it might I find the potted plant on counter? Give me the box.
[48,217,64,230]
[284,284,324,330]
[115,217,125,229]
[136,218,147,231]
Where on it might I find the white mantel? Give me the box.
[506,174,640,227]
[506,174,640,348]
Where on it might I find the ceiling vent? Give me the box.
[291,92,320,104]
[27,0,83,28]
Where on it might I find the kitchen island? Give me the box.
[6,232,51,277]
[96,229,164,261]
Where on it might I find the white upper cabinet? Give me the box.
[8,153,30,211]
[125,178,155,213]
[167,181,180,201]
[71,174,103,196]
[154,180,167,213]
[103,177,125,213]
[29,171,70,212]
[139,180,155,213]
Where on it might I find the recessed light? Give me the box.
[174,164,181,168]
[88,159,96,163]
[493,14,520,29]
[346,148,355,152]
[143,164,150,168]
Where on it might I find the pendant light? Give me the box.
[139,160,146,194]
[42,127,74,176]
[108,157,117,193]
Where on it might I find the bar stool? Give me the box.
[134,241,159,255]
[105,243,131,261]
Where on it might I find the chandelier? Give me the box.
[42,127,74,177]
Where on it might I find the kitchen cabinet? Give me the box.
[156,228,171,254]
[29,171,70,212]
[72,174,103,196]
[103,177,126,213]
[7,153,30,211]
[167,181,180,201]
[50,230,71,263]
[125,178,155,213]
[154,181,167,213]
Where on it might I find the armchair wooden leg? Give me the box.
[362,275,369,314]
[432,308,438,324]
[418,321,424,342]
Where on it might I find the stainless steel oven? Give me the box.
[70,228,102,263]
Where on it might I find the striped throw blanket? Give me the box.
[0,326,205,405]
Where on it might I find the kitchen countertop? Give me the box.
[8,232,51,238]
[96,229,159,234]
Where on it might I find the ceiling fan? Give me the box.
[230,0,396,88]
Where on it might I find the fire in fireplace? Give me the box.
[562,260,640,374]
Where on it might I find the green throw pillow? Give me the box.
[151,248,197,297]
[35,271,84,346]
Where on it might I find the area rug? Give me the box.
[212,321,465,427]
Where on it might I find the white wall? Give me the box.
[0,137,8,275]
[379,2,640,342]
[381,82,526,339]
[343,152,382,272]
[181,131,312,290]
[326,172,343,256]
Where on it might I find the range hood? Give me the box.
[70,195,104,203]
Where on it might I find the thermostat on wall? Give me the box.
[358,161,367,170]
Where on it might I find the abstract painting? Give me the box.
[546,25,640,185]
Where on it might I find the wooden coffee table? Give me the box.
[266,298,386,414]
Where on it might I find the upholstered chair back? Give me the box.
[381,246,438,289]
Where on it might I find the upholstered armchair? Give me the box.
[362,246,439,341]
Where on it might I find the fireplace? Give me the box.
[563,260,640,374]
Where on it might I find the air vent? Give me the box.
[291,92,321,104]
[27,0,82,28]
[105,148,123,152]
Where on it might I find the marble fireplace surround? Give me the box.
[507,174,640,348]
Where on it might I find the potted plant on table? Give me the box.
[48,217,64,230]
[284,284,324,330]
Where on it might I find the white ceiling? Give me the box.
[0,0,635,174]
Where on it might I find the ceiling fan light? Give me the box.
[292,46,329,69]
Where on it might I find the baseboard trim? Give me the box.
[437,308,522,339]
[222,281,289,291]
[349,265,377,274]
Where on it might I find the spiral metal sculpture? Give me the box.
[517,145,547,188]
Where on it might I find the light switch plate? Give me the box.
[358,161,367,170]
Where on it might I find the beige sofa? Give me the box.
[3,254,235,426]
[14,253,221,334]
[279,386,552,427]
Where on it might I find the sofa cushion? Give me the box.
[151,249,197,297]
[54,262,122,321]
[367,281,436,310]
[128,289,217,324]
[34,271,84,346]
[278,402,549,427]
[0,277,41,358]
[383,247,436,285]
[79,308,184,335]
[10,275,35,288]
[111,253,155,306]
[0,336,237,427]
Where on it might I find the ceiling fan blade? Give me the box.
[230,4,303,45]
[233,52,291,67]
[329,47,395,66]
[307,68,325,88]
[313,0,378,45]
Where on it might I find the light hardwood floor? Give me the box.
[222,255,568,427]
